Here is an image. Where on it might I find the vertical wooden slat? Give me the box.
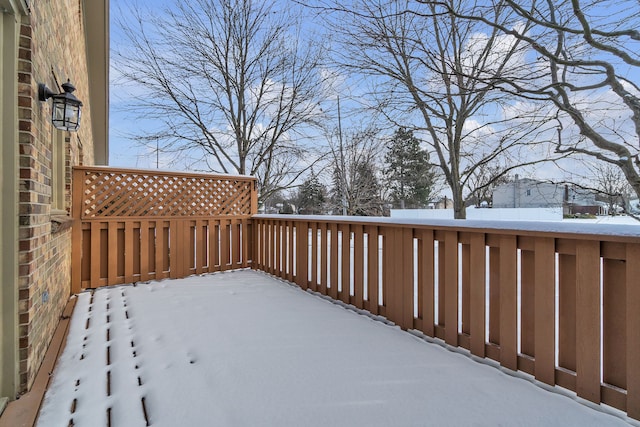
[575,240,601,404]
[534,237,555,386]
[602,257,626,390]
[383,227,413,330]
[140,220,149,281]
[199,221,207,273]
[259,220,266,272]
[382,228,397,323]
[297,222,308,289]
[520,249,535,357]
[228,220,235,268]
[340,224,351,304]
[470,233,486,357]
[209,220,219,270]
[270,221,275,273]
[241,219,249,268]
[287,222,295,282]
[366,226,379,315]
[234,220,242,267]
[248,220,255,268]
[81,228,91,284]
[155,222,165,278]
[237,220,244,270]
[488,245,501,347]
[124,221,135,283]
[500,235,518,371]
[271,221,277,274]
[204,220,212,271]
[258,221,265,270]
[252,221,259,270]
[444,231,459,346]
[108,222,119,285]
[148,222,156,277]
[132,223,141,279]
[71,168,84,293]
[220,220,229,271]
[163,222,170,276]
[310,223,318,292]
[250,179,258,214]
[169,220,179,278]
[437,239,446,327]
[91,222,102,287]
[461,243,471,336]
[195,220,204,274]
[319,223,328,295]
[187,220,196,273]
[417,229,435,337]
[276,222,283,277]
[276,222,283,276]
[627,243,640,420]
[117,225,125,280]
[327,222,338,299]
[353,225,364,309]
[558,253,577,373]
[188,220,197,277]
[401,228,414,330]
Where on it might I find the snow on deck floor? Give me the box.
[37,270,630,427]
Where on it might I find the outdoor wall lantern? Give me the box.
[38,79,83,132]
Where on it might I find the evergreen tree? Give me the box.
[296,175,327,214]
[384,128,436,209]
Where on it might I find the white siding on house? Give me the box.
[493,178,564,208]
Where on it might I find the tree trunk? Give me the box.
[453,191,466,219]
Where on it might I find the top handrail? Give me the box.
[253,214,640,242]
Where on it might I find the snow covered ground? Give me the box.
[562,215,640,225]
[37,270,632,426]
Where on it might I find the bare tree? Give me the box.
[466,162,512,207]
[319,0,558,218]
[113,0,326,201]
[586,162,632,215]
[425,0,640,201]
[329,128,385,216]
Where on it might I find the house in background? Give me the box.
[565,186,601,215]
[492,175,564,209]
[492,175,601,215]
[1,0,108,410]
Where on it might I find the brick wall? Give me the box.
[17,0,95,393]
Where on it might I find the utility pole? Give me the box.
[337,95,347,215]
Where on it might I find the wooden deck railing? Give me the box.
[71,166,257,293]
[252,215,640,420]
[70,167,639,420]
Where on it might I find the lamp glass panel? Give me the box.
[51,99,81,131]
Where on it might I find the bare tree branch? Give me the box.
[321,0,559,218]
[113,0,328,201]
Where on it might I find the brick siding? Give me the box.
[16,0,95,394]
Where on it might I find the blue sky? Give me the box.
[108,0,343,171]
[107,0,640,197]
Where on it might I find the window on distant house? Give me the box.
[526,189,531,196]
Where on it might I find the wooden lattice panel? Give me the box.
[76,167,256,218]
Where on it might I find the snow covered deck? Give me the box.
[37,270,630,426]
